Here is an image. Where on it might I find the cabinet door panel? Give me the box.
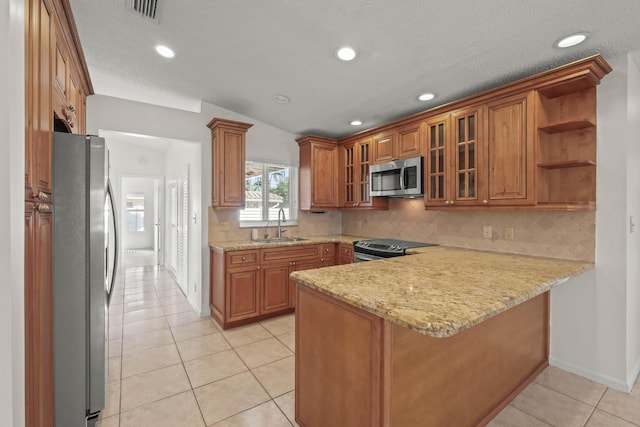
[424,115,450,207]
[373,132,395,163]
[226,268,259,320]
[452,107,482,205]
[486,92,534,204]
[397,123,422,159]
[311,144,338,207]
[262,264,291,313]
[221,129,246,206]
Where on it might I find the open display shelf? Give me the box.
[535,85,597,209]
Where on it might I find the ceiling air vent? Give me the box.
[129,0,160,23]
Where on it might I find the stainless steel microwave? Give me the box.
[370,156,423,197]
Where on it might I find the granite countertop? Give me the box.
[290,246,593,338]
[209,234,369,251]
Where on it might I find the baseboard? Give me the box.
[550,357,633,393]
[629,355,640,391]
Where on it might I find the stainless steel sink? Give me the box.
[255,238,307,244]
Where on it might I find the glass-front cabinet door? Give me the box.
[451,106,483,205]
[342,142,355,207]
[357,139,372,207]
[424,114,450,207]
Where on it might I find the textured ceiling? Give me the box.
[69,0,640,139]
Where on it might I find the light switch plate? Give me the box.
[483,226,492,239]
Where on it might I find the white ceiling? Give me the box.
[70,0,640,139]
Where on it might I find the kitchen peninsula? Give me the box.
[290,247,593,426]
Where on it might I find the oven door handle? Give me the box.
[354,252,384,262]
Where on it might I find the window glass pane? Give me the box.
[459,173,466,197]
[126,193,144,231]
[240,161,298,225]
[243,162,264,222]
[468,115,475,140]
[267,165,289,222]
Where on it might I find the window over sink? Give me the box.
[240,161,298,227]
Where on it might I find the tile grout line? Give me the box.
[215,321,295,426]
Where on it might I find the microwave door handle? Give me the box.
[399,167,405,190]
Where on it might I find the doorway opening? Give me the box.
[121,176,163,269]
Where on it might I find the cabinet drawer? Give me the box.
[339,244,354,258]
[226,250,259,267]
[320,244,335,257]
[261,244,321,264]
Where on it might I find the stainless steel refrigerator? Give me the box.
[52,132,118,426]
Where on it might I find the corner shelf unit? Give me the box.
[535,82,598,208]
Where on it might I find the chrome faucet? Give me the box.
[277,208,286,238]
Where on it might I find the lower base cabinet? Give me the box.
[295,286,549,427]
[211,242,351,329]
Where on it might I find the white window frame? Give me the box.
[239,160,298,228]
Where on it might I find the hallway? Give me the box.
[98,264,296,426]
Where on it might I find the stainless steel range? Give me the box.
[353,239,437,262]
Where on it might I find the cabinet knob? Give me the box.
[292,261,296,266]
[320,258,324,262]
[241,256,246,261]
[450,201,455,206]
[36,191,49,201]
[324,248,330,253]
[445,201,450,205]
[482,199,488,205]
[256,266,260,270]
[36,203,51,213]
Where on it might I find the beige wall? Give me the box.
[342,199,595,262]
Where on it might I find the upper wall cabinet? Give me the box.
[297,135,339,211]
[301,55,611,211]
[485,91,535,206]
[424,106,484,208]
[208,118,253,210]
[372,122,423,164]
[340,138,388,210]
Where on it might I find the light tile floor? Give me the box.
[98,264,640,427]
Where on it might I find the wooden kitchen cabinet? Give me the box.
[306,55,610,212]
[424,106,484,208]
[338,243,354,264]
[227,266,261,321]
[208,118,253,210]
[535,86,597,209]
[210,248,264,328]
[372,130,396,163]
[24,0,93,423]
[297,135,339,211]
[372,121,423,164]
[319,244,336,267]
[485,91,535,205]
[340,138,388,210]
[211,243,331,329]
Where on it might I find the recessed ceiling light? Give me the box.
[350,120,363,126]
[418,93,435,101]
[155,44,175,58]
[273,94,291,104]
[336,47,357,61]
[555,33,588,48]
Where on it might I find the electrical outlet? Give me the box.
[504,227,514,240]
[483,226,492,239]
[220,222,230,232]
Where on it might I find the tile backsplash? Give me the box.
[341,199,595,262]
[209,199,595,262]
[208,207,342,243]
